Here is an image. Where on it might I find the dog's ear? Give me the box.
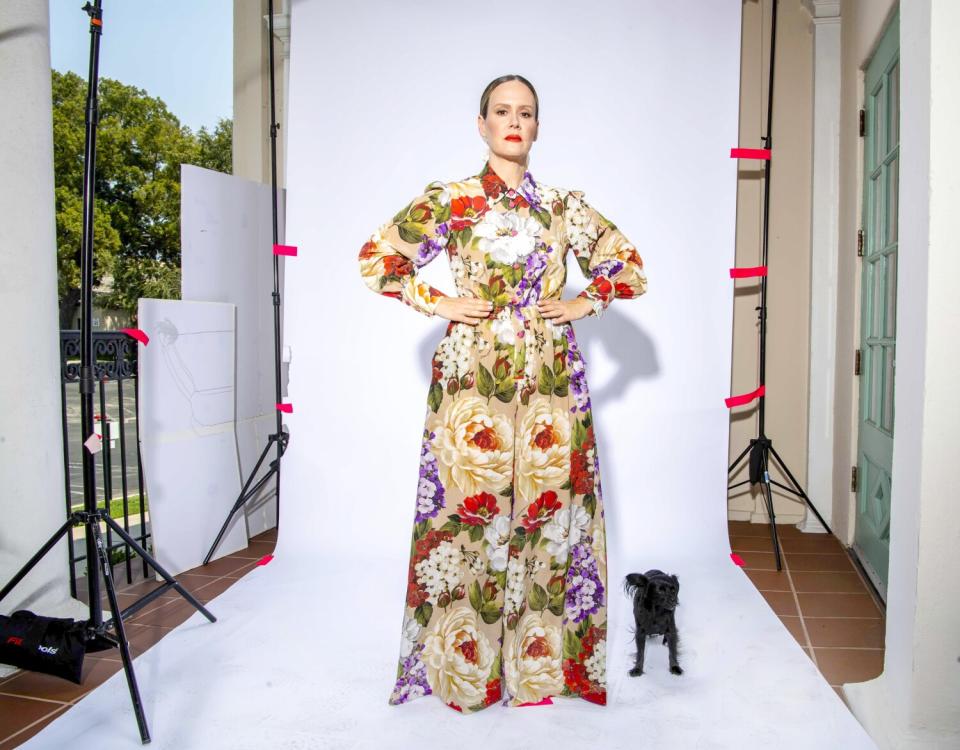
[624,572,648,598]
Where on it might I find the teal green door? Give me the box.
[855,10,899,600]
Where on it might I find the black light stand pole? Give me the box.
[204,0,288,565]
[1,4,216,743]
[727,0,833,569]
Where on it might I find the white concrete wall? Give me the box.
[843,1,960,747]
[0,1,85,629]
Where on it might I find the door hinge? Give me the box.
[857,229,864,257]
[855,348,861,376]
[859,109,866,137]
[851,465,859,492]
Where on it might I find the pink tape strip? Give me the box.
[257,554,274,566]
[276,403,293,414]
[273,244,298,256]
[725,384,766,408]
[517,697,553,707]
[120,328,149,346]
[729,265,768,278]
[730,553,746,567]
[730,147,772,160]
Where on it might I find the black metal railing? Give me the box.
[60,330,151,594]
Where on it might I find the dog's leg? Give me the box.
[666,627,683,675]
[629,631,646,676]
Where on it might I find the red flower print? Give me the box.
[358,239,376,260]
[626,248,644,268]
[592,276,613,298]
[409,201,433,223]
[485,678,502,706]
[614,282,635,299]
[521,490,562,531]
[457,492,500,525]
[481,171,506,200]
[570,449,593,496]
[450,195,489,230]
[383,255,412,278]
[508,193,530,210]
[447,702,463,712]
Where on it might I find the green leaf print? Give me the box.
[572,418,587,451]
[538,364,555,396]
[468,581,483,613]
[397,221,427,244]
[435,202,451,224]
[528,527,542,550]
[440,518,462,536]
[415,602,433,627]
[412,520,429,541]
[479,603,502,624]
[494,381,516,403]
[528,583,548,612]
[553,373,569,398]
[489,652,502,682]
[392,200,413,224]
[563,629,582,661]
[584,493,597,518]
[575,617,591,640]
[503,264,523,287]
[533,207,552,230]
[547,597,564,617]
[468,524,485,543]
[477,364,495,398]
[427,381,443,413]
[510,527,527,551]
[460,226,472,247]
[499,483,513,497]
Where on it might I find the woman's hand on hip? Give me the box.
[435,296,494,325]
[537,298,594,324]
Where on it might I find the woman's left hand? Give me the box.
[536,297,594,324]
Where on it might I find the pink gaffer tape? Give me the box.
[120,328,149,346]
[730,147,772,160]
[517,697,553,707]
[729,266,768,279]
[276,403,293,414]
[730,553,746,567]
[257,554,274,566]
[725,384,766,408]
[273,244,298,256]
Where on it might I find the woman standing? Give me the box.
[358,74,647,713]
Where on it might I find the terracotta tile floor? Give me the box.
[0,528,276,749]
[0,522,884,747]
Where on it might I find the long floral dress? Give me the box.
[358,160,647,713]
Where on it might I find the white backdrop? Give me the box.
[279,0,742,566]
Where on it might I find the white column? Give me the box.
[0,1,86,644]
[843,1,960,746]
[800,0,841,534]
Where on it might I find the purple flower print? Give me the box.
[390,643,433,704]
[415,429,445,522]
[563,327,592,413]
[564,539,605,623]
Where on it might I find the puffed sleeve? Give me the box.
[358,180,452,317]
[564,189,647,316]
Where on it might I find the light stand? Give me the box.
[204,0,288,565]
[0,3,216,743]
[727,0,833,569]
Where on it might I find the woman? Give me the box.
[358,74,647,713]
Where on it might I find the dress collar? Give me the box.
[477,160,542,210]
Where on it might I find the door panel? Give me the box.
[855,10,899,600]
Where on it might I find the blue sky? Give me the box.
[49,0,233,133]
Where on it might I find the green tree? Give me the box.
[52,70,232,325]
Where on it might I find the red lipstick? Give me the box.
[505,135,522,142]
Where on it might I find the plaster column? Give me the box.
[0,0,86,648]
[799,0,841,534]
[843,2,960,747]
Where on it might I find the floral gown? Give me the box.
[358,160,647,713]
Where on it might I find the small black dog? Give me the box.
[624,570,683,676]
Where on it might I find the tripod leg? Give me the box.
[768,444,834,535]
[102,515,216,623]
[203,435,277,565]
[728,442,752,475]
[759,450,784,571]
[0,519,75,603]
[91,522,151,743]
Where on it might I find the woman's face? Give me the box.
[478,80,538,161]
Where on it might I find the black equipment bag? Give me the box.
[0,610,87,684]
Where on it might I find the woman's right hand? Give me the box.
[434,296,494,325]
